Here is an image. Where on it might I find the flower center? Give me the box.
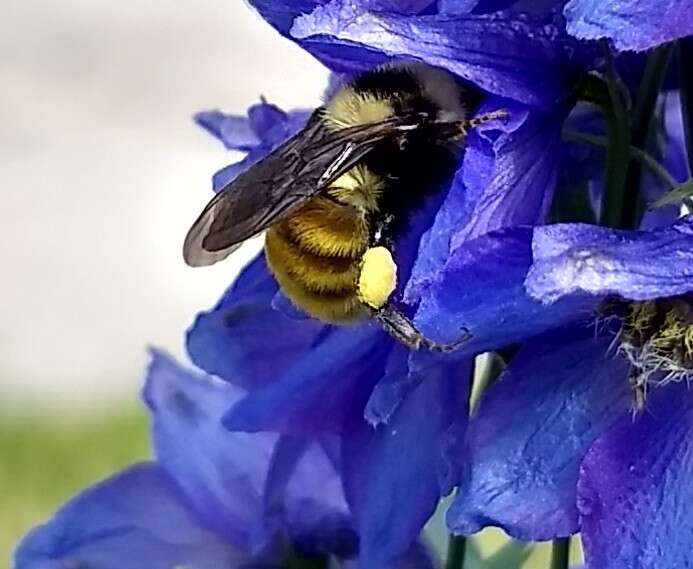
[607,295,693,409]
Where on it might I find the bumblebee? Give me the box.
[184,62,506,351]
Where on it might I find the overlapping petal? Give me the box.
[143,350,277,549]
[286,0,586,107]
[263,436,356,556]
[404,98,533,301]
[187,255,327,390]
[342,356,470,568]
[526,215,693,304]
[223,324,391,434]
[194,101,310,190]
[449,105,562,246]
[578,382,693,568]
[448,327,630,539]
[13,463,243,569]
[414,227,596,350]
[564,0,693,52]
[195,109,260,151]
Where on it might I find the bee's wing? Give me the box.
[183,111,416,267]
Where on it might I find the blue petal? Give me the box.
[564,0,693,51]
[363,344,420,427]
[248,0,322,36]
[450,107,562,247]
[438,0,480,14]
[187,255,327,390]
[526,215,693,304]
[223,325,392,434]
[198,103,310,191]
[414,226,596,350]
[143,350,278,550]
[405,99,534,302]
[279,438,357,556]
[288,1,587,107]
[194,110,259,151]
[196,102,308,151]
[342,357,470,568]
[247,101,288,141]
[447,327,630,539]
[472,0,567,15]
[578,382,693,568]
[14,463,244,569]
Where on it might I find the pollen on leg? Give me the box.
[357,246,397,309]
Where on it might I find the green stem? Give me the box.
[621,42,675,228]
[678,38,693,176]
[445,534,467,569]
[550,537,570,569]
[563,130,680,190]
[631,43,674,145]
[600,43,632,228]
[575,72,612,110]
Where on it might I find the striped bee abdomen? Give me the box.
[264,196,370,322]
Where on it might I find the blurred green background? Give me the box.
[2,403,582,567]
[1,406,149,561]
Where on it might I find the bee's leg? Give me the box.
[374,303,471,353]
[357,244,470,352]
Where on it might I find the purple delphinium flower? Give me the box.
[14,351,435,569]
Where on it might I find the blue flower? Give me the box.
[183,3,600,566]
[442,92,693,565]
[186,50,581,566]
[14,351,435,569]
[187,251,471,567]
[185,1,693,568]
[443,217,693,566]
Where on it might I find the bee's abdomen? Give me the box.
[265,198,369,323]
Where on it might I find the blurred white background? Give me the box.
[1,0,327,409]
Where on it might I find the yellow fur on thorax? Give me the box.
[323,86,394,129]
[328,164,383,212]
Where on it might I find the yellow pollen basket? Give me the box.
[358,246,397,309]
